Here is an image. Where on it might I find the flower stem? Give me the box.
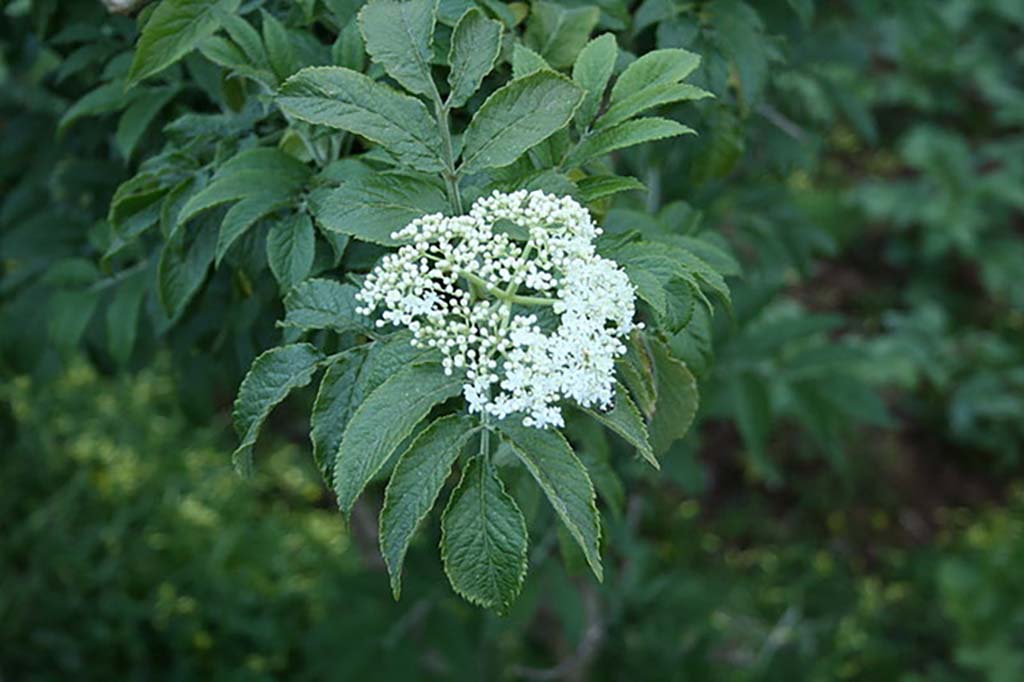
[460,272,555,306]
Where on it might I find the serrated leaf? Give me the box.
[311,334,433,479]
[510,43,550,79]
[359,0,438,98]
[310,174,448,245]
[649,338,699,454]
[577,174,645,202]
[459,71,583,175]
[497,421,603,581]
[333,363,463,514]
[584,382,657,469]
[128,0,242,85]
[441,455,527,610]
[267,212,315,291]
[281,278,369,333]
[609,48,701,103]
[232,343,323,475]
[447,8,502,107]
[565,117,694,167]
[278,66,445,173]
[598,82,711,130]
[572,33,617,129]
[381,415,479,598]
[524,1,600,69]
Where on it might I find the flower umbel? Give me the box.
[355,190,639,428]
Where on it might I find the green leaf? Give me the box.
[381,415,479,598]
[584,382,657,469]
[359,0,438,98]
[572,33,617,128]
[672,235,742,277]
[278,66,445,173]
[608,242,678,316]
[565,117,694,167]
[576,174,645,202]
[215,7,269,70]
[200,35,268,84]
[598,82,711,130]
[332,17,365,70]
[459,71,583,175]
[106,265,150,366]
[524,1,600,69]
[617,332,657,418]
[266,212,316,291]
[48,290,100,357]
[732,372,778,482]
[232,343,323,476]
[157,215,218,318]
[663,277,698,332]
[115,87,178,159]
[447,8,502,107]
[310,174,448,246]
[281,278,369,334]
[649,338,699,454]
[609,48,701,103]
[261,9,299,82]
[333,363,463,514]
[128,0,242,85]
[510,43,550,80]
[311,334,432,479]
[215,194,291,264]
[440,455,528,611]
[58,81,129,135]
[709,0,769,105]
[177,148,309,227]
[497,421,602,581]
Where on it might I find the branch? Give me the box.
[757,103,807,141]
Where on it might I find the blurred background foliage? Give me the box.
[2,0,1023,679]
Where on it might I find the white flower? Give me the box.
[356,190,639,428]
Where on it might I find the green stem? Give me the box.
[479,425,491,467]
[460,272,555,307]
[433,97,463,214]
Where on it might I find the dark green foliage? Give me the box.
[2,0,1024,676]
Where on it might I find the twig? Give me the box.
[757,103,807,141]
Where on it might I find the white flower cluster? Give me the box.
[355,190,639,428]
